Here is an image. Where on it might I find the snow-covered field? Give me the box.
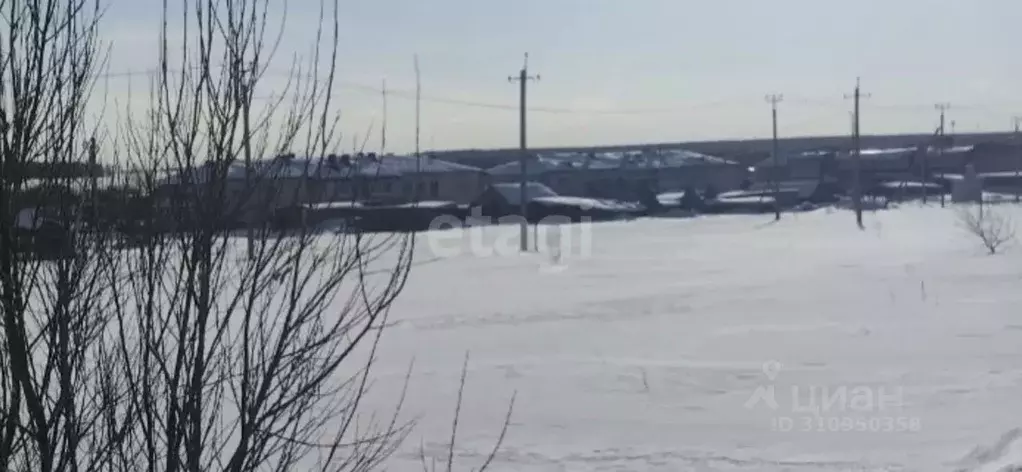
[364,203,1022,471]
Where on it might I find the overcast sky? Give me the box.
[100,0,1022,153]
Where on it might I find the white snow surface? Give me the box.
[360,203,1022,471]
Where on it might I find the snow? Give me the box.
[716,195,775,204]
[490,158,561,175]
[859,147,918,157]
[360,203,1022,471]
[532,196,643,212]
[393,200,461,209]
[657,191,689,204]
[877,181,944,189]
[307,200,363,209]
[979,171,1022,179]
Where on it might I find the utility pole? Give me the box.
[935,103,950,137]
[1014,116,1022,202]
[845,78,870,229]
[381,79,388,155]
[414,55,422,199]
[238,77,255,259]
[929,103,951,205]
[939,120,947,208]
[88,137,98,228]
[508,53,539,252]
[766,94,783,221]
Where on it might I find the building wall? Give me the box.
[656,165,748,192]
[488,164,747,198]
[488,170,549,184]
[395,171,489,203]
[969,146,1022,173]
[314,177,403,203]
[228,171,489,208]
[925,150,970,172]
[230,178,321,224]
[154,178,310,226]
[542,170,586,196]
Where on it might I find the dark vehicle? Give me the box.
[471,182,644,223]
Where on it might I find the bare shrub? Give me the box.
[0,0,117,470]
[0,0,511,470]
[420,353,515,472]
[958,204,1016,255]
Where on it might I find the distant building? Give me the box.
[752,144,1006,187]
[487,148,746,201]
[157,153,487,226]
[312,153,488,204]
[965,142,1022,173]
[952,165,983,203]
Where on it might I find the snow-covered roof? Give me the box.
[839,146,974,161]
[532,196,643,212]
[381,154,483,173]
[488,149,737,176]
[488,158,565,176]
[717,195,775,204]
[858,147,917,158]
[489,182,559,205]
[161,154,481,185]
[756,145,976,168]
[392,200,461,209]
[486,182,640,211]
[977,171,1022,178]
[23,175,149,192]
[876,181,943,189]
[654,149,737,167]
[306,201,363,210]
[656,191,689,204]
[747,179,823,198]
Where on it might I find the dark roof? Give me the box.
[488,159,562,176]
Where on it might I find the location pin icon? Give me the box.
[762,361,783,381]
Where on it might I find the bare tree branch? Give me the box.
[958,204,1015,255]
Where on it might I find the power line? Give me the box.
[89,65,1022,118]
[95,66,691,114]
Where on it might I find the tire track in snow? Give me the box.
[394,293,695,331]
[954,428,1022,472]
